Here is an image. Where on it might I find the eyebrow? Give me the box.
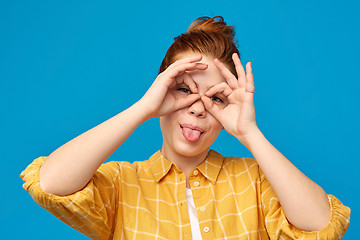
[192,81,213,92]
[203,84,225,94]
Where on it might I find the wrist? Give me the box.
[235,126,263,150]
[131,99,155,122]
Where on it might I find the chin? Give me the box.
[167,134,215,158]
[160,117,220,158]
[175,143,209,157]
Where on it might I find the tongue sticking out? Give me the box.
[182,127,202,142]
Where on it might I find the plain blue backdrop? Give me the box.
[1,0,358,239]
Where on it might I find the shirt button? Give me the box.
[200,207,205,211]
[194,181,200,187]
[193,170,198,175]
[204,227,209,232]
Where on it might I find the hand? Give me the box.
[139,55,207,119]
[201,53,258,140]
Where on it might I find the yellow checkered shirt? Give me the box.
[20,150,350,239]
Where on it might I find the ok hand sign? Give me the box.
[140,55,207,119]
[201,53,258,139]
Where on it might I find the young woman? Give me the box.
[21,16,350,239]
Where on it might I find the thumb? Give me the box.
[201,96,221,120]
[174,94,201,111]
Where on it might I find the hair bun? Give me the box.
[186,16,235,40]
[159,15,239,75]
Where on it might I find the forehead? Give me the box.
[178,52,225,89]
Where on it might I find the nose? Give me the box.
[188,99,206,118]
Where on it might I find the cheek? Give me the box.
[160,115,171,135]
[204,119,222,145]
[208,115,223,132]
[160,111,181,132]
[160,115,172,129]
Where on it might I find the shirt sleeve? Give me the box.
[260,172,351,240]
[20,157,121,240]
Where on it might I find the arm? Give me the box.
[238,128,330,231]
[40,55,207,196]
[202,53,330,231]
[39,101,149,196]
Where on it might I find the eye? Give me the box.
[177,87,192,94]
[210,96,224,103]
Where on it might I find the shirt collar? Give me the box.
[149,149,224,184]
[196,150,224,184]
[149,151,174,183]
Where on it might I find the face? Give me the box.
[160,53,228,158]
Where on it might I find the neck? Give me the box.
[161,145,209,180]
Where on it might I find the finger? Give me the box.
[232,53,246,88]
[245,62,255,93]
[182,73,198,93]
[213,58,238,89]
[173,94,201,111]
[168,62,208,78]
[172,54,203,66]
[232,53,246,77]
[201,96,221,120]
[205,82,232,97]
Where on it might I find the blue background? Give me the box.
[1,0,358,239]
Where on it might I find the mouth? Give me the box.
[180,124,204,142]
[180,124,205,133]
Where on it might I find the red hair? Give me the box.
[159,16,240,75]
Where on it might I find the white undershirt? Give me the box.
[185,188,203,240]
